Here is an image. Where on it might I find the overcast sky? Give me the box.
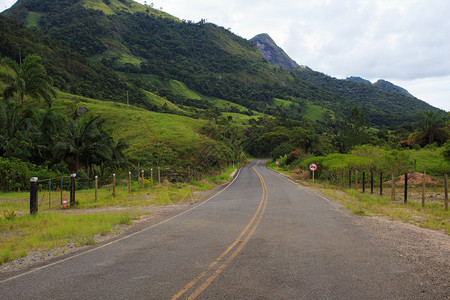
[1,0,449,111]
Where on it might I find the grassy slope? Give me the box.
[273,98,334,122]
[121,72,263,120]
[82,0,177,19]
[304,104,329,122]
[54,92,207,161]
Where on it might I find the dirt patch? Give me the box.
[385,172,440,185]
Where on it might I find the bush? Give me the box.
[0,157,30,191]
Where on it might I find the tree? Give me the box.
[0,100,37,159]
[333,107,370,153]
[409,110,449,146]
[65,116,101,172]
[0,55,55,107]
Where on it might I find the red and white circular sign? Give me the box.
[309,163,317,171]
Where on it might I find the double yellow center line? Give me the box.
[172,166,268,299]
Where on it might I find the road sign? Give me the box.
[276,161,279,165]
[309,163,317,171]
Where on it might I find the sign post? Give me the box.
[309,163,317,183]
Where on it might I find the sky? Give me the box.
[1,0,449,111]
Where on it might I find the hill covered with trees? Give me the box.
[2,0,439,128]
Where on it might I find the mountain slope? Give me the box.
[293,67,435,127]
[0,14,146,104]
[251,33,299,70]
[2,0,342,116]
[2,0,439,128]
[373,79,413,97]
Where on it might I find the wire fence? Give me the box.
[304,168,448,210]
[36,176,72,211]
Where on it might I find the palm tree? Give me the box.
[66,116,101,172]
[0,55,55,107]
[0,100,37,159]
[409,110,449,146]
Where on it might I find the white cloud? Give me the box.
[0,0,16,11]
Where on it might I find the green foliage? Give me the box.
[333,107,371,153]
[0,99,127,189]
[270,142,295,161]
[443,141,450,163]
[294,67,437,128]
[2,209,17,220]
[0,157,30,191]
[0,55,55,106]
[408,110,449,146]
[0,16,145,108]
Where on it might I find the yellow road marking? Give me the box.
[172,166,268,300]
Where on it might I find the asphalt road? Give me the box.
[0,159,447,299]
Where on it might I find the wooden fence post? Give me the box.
[30,177,38,214]
[391,170,395,200]
[422,166,426,207]
[370,170,374,194]
[95,175,98,201]
[70,174,76,206]
[60,178,63,205]
[112,173,116,197]
[404,172,408,204]
[362,171,365,193]
[141,170,144,190]
[151,168,153,187]
[380,172,383,196]
[445,174,448,211]
[128,172,131,194]
[348,169,352,189]
[158,167,161,185]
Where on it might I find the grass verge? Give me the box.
[0,212,140,264]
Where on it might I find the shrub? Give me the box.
[0,157,30,191]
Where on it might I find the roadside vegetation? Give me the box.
[268,143,449,235]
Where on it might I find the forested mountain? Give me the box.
[293,67,435,127]
[1,0,438,128]
[0,15,146,104]
[346,76,372,85]
[346,77,413,97]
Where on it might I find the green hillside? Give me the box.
[0,0,348,123]
[293,66,436,127]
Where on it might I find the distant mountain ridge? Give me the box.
[346,77,413,97]
[346,76,372,85]
[373,79,413,97]
[251,33,299,70]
